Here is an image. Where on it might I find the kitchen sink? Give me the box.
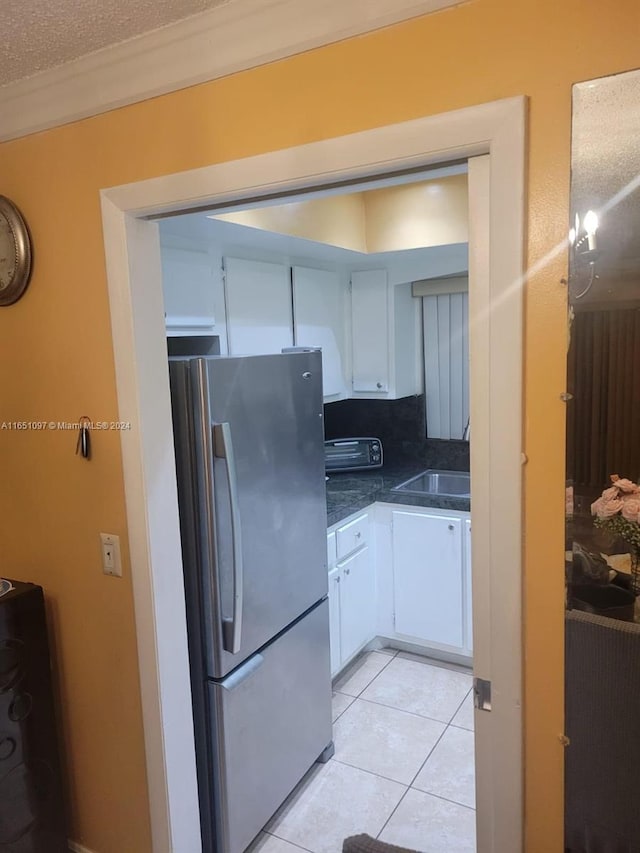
[392,469,471,498]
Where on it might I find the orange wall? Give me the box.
[1,1,639,850]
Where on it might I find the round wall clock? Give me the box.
[0,196,32,306]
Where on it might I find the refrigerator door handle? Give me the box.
[220,653,264,690]
[213,421,244,654]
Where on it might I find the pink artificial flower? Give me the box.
[622,498,640,522]
[613,478,639,494]
[592,496,624,518]
[566,486,574,515]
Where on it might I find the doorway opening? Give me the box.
[99,97,524,853]
[160,161,475,851]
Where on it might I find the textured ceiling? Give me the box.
[0,0,230,86]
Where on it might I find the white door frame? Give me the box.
[100,95,525,853]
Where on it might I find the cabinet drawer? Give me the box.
[336,514,369,560]
[327,531,337,569]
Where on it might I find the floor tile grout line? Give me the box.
[263,828,315,852]
[407,721,477,810]
[333,720,476,809]
[355,650,398,696]
[335,649,472,700]
[267,744,476,850]
[361,658,473,709]
[449,721,474,733]
[448,685,474,725]
[333,703,472,792]
[331,756,411,788]
[278,649,475,851]
[409,780,477,812]
[332,650,396,698]
[405,722,451,788]
[352,693,465,726]
[334,650,399,699]
[376,734,477,843]
[375,783,413,841]
[357,655,396,699]
[331,693,356,724]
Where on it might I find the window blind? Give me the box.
[423,292,470,440]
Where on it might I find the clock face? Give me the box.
[0,197,31,306]
[0,214,17,293]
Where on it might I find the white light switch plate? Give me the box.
[100,533,122,577]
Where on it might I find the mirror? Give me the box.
[566,69,640,590]
[565,68,640,853]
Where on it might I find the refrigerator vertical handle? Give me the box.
[213,422,244,654]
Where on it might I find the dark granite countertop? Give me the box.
[326,462,471,527]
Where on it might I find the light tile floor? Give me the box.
[252,649,476,853]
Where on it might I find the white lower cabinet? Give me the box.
[337,546,376,663]
[328,565,342,676]
[327,513,375,676]
[464,517,473,653]
[392,510,465,650]
[327,503,471,677]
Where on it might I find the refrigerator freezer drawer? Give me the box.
[208,599,332,853]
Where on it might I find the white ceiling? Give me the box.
[159,163,469,276]
[0,0,229,85]
[162,212,468,274]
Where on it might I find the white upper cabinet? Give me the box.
[224,257,293,355]
[162,245,219,336]
[292,266,346,399]
[351,269,389,393]
[351,269,421,400]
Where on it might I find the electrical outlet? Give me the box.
[100,533,122,578]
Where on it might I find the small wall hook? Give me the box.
[75,416,92,460]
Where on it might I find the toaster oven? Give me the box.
[324,437,383,473]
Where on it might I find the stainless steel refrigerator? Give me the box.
[169,350,333,853]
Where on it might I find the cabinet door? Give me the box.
[339,545,376,663]
[292,266,345,399]
[328,566,342,676]
[392,511,464,649]
[351,270,389,393]
[464,518,473,653]
[162,246,216,332]
[224,257,293,355]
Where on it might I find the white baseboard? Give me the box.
[69,841,98,853]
